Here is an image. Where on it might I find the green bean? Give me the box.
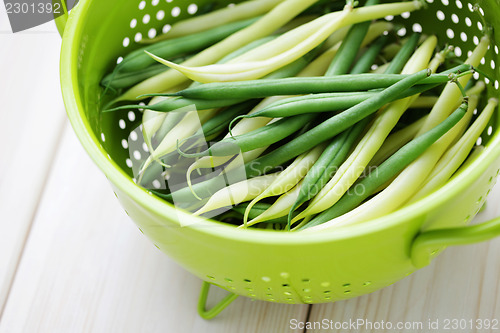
[157,2,422,83]
[244,68,431,178]
[101,64,169,91]
[217,36,278,64]
[180,113,317,158]
[384,32,420,74]
[325,0,379,76]
[163,68,432,203]
[161,64,470,101]
[409,96,495,202]
[226,202,292,224]
[231,82,444,119]
[295,37,440,223]
[117,0,323,102]
[116,17,260,74]
[104,49,318,113]
[175,100,261,155]
[299,100,468,230]
[283,14,379,228]
[350,34,390,74]
[233,202,274,220]
[194,173,281,216]
[369,115,428,167]
[287,117,371,228]
[139,37,276,156]
[416,36,490,135]
[144,0,283,43]
[202,100,261,140]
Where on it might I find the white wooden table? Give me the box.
[1,10,500,333]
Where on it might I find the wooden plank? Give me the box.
[0,124,309,332]
[306,183,500,333]
[0,24,66,314]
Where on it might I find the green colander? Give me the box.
[58,0,500,319]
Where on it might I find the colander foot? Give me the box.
[198,281,239,320]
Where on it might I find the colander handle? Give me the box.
[411,215,500,268]
[197,282,238,320]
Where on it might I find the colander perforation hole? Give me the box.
[157,10,165,21]
[133,150,141,160]
[171,6,181,17]
[122,37,130,47]
[116,57,124,64]
[134,32,143,42]
[344,290,352,294]
[143,14,151,24]
[151,0,159,6]
[363,281,372,286]
[148,28,157,39]
[129,130,138,141]
[118,119,126,129]
[162,24,172,34]
[412,23,423,33]
[127,111,136,122]
[436,10,445,21]
[138,0,146,10]
[188,4,198,15]
[206,275,215,280]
